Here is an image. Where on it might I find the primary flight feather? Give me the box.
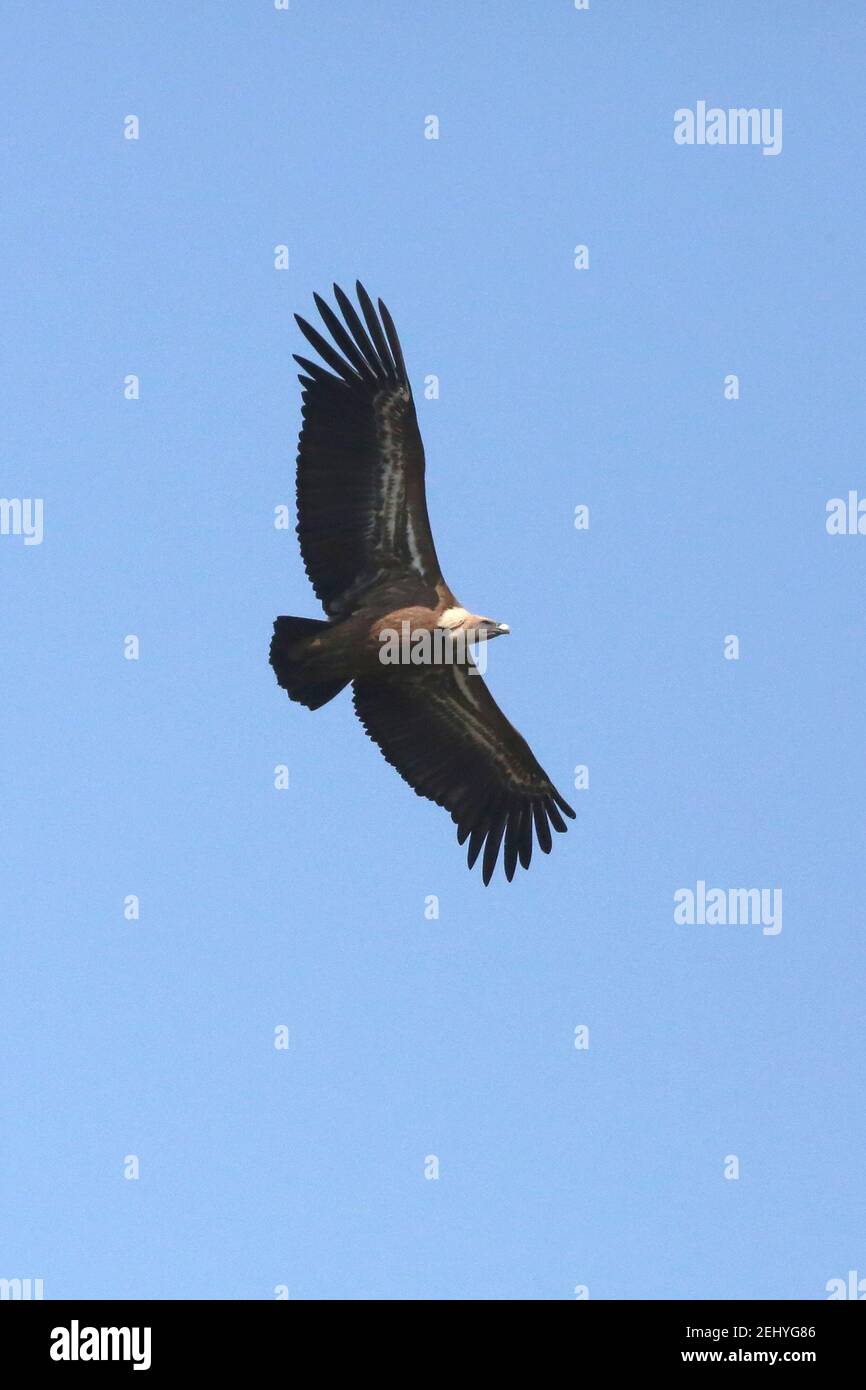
[270,282,575,883]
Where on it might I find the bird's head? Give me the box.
[438,607,510,643]
[473,616,510,642]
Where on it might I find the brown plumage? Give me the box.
[270,282,575,883]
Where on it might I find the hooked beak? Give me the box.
[478,620,510,640]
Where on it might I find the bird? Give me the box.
[269,282,576,884]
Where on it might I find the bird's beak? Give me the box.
[479,620,509,639]
[496,623,510,635]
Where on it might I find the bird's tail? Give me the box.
[269,616,349,710]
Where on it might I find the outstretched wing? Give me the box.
[293,282,448,617]
[353,665,576,884]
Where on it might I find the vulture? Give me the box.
[270,282,575,883]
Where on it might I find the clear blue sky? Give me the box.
[2,2,864,1301]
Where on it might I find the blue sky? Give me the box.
[2,2,864,1300]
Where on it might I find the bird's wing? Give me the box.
[293,282,449,617]
[352,664,575,884]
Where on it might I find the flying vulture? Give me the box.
[269,283,575,883]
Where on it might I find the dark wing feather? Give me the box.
[293,282,447,616]
[352,664,575,884]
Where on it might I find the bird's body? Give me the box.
[270,283,575,883]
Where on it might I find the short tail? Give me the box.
[269,616,348,710]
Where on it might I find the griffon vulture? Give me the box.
[270,283,575,883]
